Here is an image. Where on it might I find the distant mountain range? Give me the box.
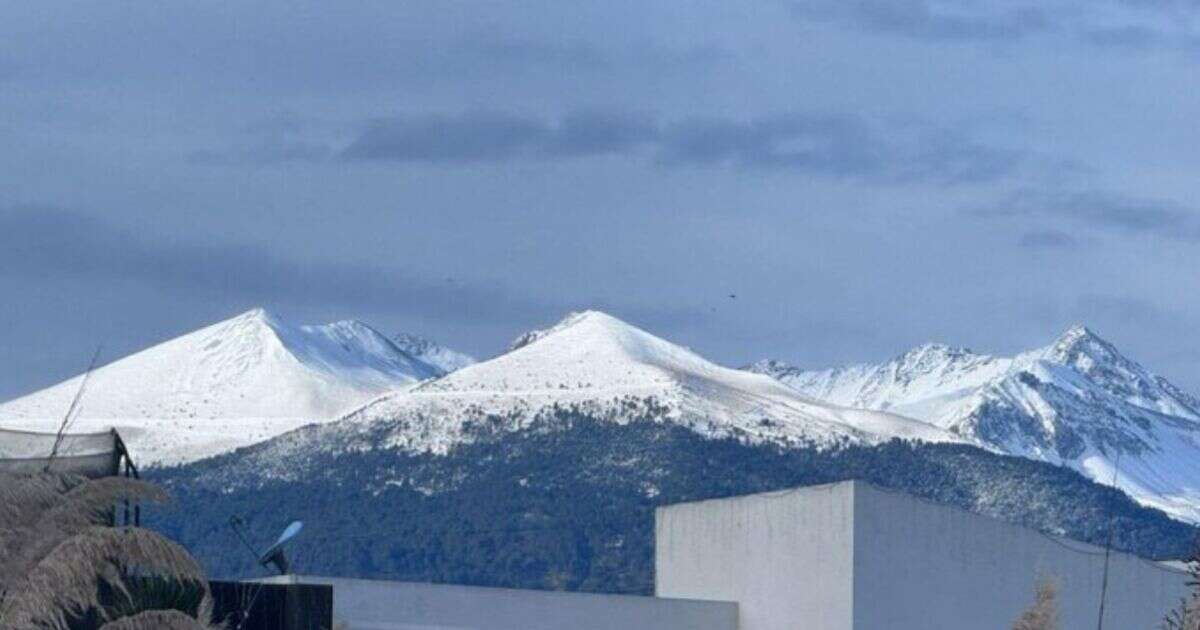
[749,326,1200,522]
[286,310,956,464]
[3,307,1198,528]
[0,309,469,464]
[5,306,1195,590]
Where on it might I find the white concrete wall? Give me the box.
[655,481,1190,630]
[851,482,1189,630]
[259,575,737,630]
[655,483,857,630]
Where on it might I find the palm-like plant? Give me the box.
[0,472,221,629]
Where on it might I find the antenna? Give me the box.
[1096,451,1122,630]
[258,521,304,576]
[225,518,304,630]
[46,345,103,471]
[228,516,261,560]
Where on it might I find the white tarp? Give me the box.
[0,427,120,477]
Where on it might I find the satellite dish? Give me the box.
[258,520,303,575]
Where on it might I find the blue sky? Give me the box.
[2,1,1198,398]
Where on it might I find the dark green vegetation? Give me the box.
[150,412,1196,595]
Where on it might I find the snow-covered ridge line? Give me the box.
[751,324,1200,523]
[0,308,468,465]
[392,332,476,374]
[282,311,965,471]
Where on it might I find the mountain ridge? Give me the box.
[302,310,963,460]
[0,308,457,465]
[392,332,476,374]
[751,325,1200,522]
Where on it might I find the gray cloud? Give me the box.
[1018,229,1079,249]
[0,207,711,335]
[344,112,550,162]
[976,189,1200,240]
[545,111,659,157]
[657,114,884,176]
[792,1,1055,43]
[5,0,1200,400]
[974,189,1200,238]
[791,0,1200,50]
[340,110,1023,185]
[342,111,657,162]
[0,207,544,324]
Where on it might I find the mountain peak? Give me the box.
[899,342,971,361]
[392,332,476,374]
[0,309,440,464]
[222,307,289,339]
[355,309,961,457]
[1057,323,1102,345]
[506,310,629,352]
[234,306,275,323]
[1041,323,1121,368]
[317,318,381,337]
[747,358,800,376]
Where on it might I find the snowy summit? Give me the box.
[0,308,449,465]
[752,325,1200,522]
[249,310,962,473]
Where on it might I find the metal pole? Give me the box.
[1096,452,1122,630]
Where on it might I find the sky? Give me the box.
[1,1,1199,399]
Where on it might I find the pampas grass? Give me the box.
[99,610,213,630]
[0,472,221,629]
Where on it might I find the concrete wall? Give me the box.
[258,575,737,630]
[852,482,1188,630]
[655,482,857,630]
[656,480,1190,630]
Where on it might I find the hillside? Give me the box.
[210,311,962,484]
[151,415,1196,593]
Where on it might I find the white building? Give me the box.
[256,480,1191,629]
[656,480,1190,630]
[255,575,737,630]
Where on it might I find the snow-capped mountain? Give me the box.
[751,325,1200,522]
[159,314,1197,587]
[0,308,443,465]
[391,332,476,374]
[239,311,961,480]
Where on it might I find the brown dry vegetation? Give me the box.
[1012,577,1059,630]
[0,472,220,629]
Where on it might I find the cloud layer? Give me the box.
[976,189,1200,241]
[791,0,1200,50]
[0,207,546,324]
[341,110,1023,185]
[2,0,1199,399]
